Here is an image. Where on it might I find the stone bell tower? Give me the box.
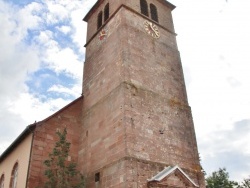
[79,0,205,187]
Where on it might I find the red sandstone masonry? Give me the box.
[80,0,205,187]
[0,1,205,187]
[26,97,83,188]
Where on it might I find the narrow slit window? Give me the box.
[150,4,158,23]
[104,3,109,22]
[95,172,100,182]
[97,11,103,29]
[140,0,149,17]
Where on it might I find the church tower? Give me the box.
[80,0,205,187]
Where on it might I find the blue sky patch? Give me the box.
[26,68,77,99]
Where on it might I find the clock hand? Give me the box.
[149,22,154,31]
[99,30,107,40]
[100,31,107,36]
[149,23,157,34]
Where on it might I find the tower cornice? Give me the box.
[83,0,176,22]
[83,0,104,22]
[84,4,177,48]
[156,0,176,10]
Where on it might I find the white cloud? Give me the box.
[1,0,250,182]
[9,93,72,122]
[171,0,250,180]
[34,30,54,45]
[0,1,40,98]
[34,29,83,79]
[17,2,43,30]
[0,1,44,149]
[44,0,69,25]
[69,0,95,49]
[48,84,82,98]
[200,119,250,181]
[56,25,71,34]
[0,0,88,154]
[43,46,83,79]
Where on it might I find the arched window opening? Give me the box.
[97,11,103,29]
[150,4,158,23]
[104,3,109,22]
[10,163,18,188]
[0,174,4,188]
[140,0,149,17]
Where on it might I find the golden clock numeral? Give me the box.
[143,20,160,39]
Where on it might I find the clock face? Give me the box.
[97,28,108,46]
[144,21,160,39]
[99,29,108,41]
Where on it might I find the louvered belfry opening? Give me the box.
[104,3,109,22]
[97,11,103,29]
[140,0,149,17]
[150,3,158,22]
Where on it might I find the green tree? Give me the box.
[206,168,238,188]
[42,128,84,188]
[238,177,250,188]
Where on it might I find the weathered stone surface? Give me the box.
[80,0,205,187]
[26,97,83,188]
[2,1,205,188]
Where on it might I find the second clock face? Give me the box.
[99,29,108,41]
[144,21,160,39]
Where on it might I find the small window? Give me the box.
[95,172,100,182]
[10,163,18,188]
[140,0,149,17]
[150,4,158,23]
[104,3,109,22]
[0,174,4,188]
[97,11,103,29]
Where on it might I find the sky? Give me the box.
[0,0,250,182]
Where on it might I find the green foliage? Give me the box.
[238,177,250,188]
[42,128,84,188]
[206,168,238,188]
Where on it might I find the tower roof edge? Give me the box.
[83,0,176,22]
[83,0,104,22]
[157,0,176,10]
